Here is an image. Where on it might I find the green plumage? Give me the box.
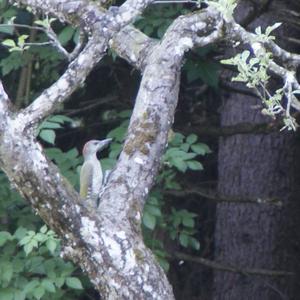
[80,160,94,199]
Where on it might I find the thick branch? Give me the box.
[19,34,106,125]
[0,4,224,300]
[111,25,157,70]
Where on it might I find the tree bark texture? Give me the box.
[214,1,300,298]
[0,1,222,299]
[0,0,299,299]
[213,91,300,300]
[213,3,300,298]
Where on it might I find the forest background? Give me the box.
[0,0,300,299]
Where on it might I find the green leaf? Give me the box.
[2,39,16,47]
[118,110,132,118]
[100,158,117,171]
[49,115,73,124]
[107,126,126,142]
[180,152,197,160]
[0,231,12,246]
[182,217,195,228]
[34,233,46,242]
[0,289,14,300]
[186,134,198,144]
[156,256,170,272]
[46,239,57,254]
[1,261,13,284]
[179,233,189,247]
[58,26,75,46]
[13,290,26,300]
[189,237,200,250]
[53,277,65,288]
[170,132,184,146]
[0,52,25,76]
[24,243,34,255]
[40,225,47,234]
[197,60,219,88]
[65,277,83,290]
[187,160,204,171]
[186,67,201,83]
[172,158,187,173]
[0,25,14,35]
[39,121,61,130]
[143,212,156,230]
[191,143,211,155]
[32,285,45,300]
[39,129,55,144]
[180,143,190,152]
[109,149,121,159]
[144,204,161,217]
[41,279,56,293]
[19,235,32,246]
[14,227,27,240]
[165,148,186,158]
[24,280,39,293]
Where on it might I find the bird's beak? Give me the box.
[97,138,112,151]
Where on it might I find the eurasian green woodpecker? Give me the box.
[80,138,112,206]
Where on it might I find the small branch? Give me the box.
[187,121,283,137]
[0,23,70,59]
[164,188,282,205]
[69,30,85,61]
[64,95,119,116]
[174,252,294,277]
[226,21,300,67]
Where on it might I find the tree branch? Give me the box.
[174,252,294,277]
[186,120,284,137]
[226,21,300,67]
[165,188,282,205]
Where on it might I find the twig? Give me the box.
[164,188,282,205]
[174,252,294,277]
[0,23,70,60]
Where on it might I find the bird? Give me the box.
[80,138,112,207]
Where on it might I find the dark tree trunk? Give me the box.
[213,91,300,299]
[213,1,300,299]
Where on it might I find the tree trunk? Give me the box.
[213,1,300,298]
[213,90,300,299]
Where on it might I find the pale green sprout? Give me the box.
[34,17,57,29]
[253,23,282,43]
[207,0,237,21]
[221,22,299,131]
[2,34,30,52]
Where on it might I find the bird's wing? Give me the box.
[80,161,94,199]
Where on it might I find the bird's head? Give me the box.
[82,138,112,159]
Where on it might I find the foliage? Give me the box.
[0,114,85,299]
[206,0,237,21]
[221,22,299,130]
[184,49,219,88]
[0,0,216,296]
[38,115,77,145]
[0,226,84,300]
[135,4,187,38]
[2,34,29,52]
[0,152,85,300]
